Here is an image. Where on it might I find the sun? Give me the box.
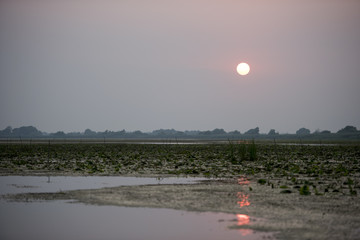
[236,62,250,76]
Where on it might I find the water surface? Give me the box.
[0,176,270,240]
[0,176,204,195]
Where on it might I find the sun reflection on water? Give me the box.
[236,214,250,225]
[237,192,250,208]
[237,177,251,208]
[235,177,253,236]
[236,214,253,236]
[237,177,250,185]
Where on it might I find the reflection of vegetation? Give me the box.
[1,142,359,196]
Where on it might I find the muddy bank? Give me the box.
[7,177,360,240]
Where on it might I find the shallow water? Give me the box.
[0,176,205,195]
[0,201,265,240]
[0,176,270,240]
[277,143,337,146]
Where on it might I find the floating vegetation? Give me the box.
[299,185,311,195]
[257,179,267,185]
[280,190,292,194]
[0,142,359,196]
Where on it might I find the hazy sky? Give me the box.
[1,0,359,134]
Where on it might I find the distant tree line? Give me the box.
[0,125,359,140]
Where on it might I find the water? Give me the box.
[277,143,337,146]
[0,176,270,240]
[0,176,205,194]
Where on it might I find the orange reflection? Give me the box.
[237,192,250,208]
[236,214,252,236]
[235,178,252,236]
[236,214,250,225]
[237,177,250,185]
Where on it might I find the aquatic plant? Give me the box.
[238,142,247,161]
[280,190,292,194]
[227,140,237,164]
[299,185,311,195]
[258,179,266,185]
[248,140,257,161]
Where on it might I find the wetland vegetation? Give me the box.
[1,141,359,195]
[0,143,241,176]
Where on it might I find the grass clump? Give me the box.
[227,140,237,164]
[280,190,292,194]
[248,140,257,161]
[299,185,311,195]
[238,143,247,161]
[237,140,257,161]
[258,179,266,185]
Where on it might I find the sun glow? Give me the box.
[236,62,250,76]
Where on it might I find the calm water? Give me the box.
[0,176,270,240]
[0,176,205,194]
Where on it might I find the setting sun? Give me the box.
[236,62,250,76]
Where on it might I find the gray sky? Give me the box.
[1,0,359,134]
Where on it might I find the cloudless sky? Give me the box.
[1,0,359,134]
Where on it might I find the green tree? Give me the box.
[245,127,259,135]
[296,128,310,135]
[268,129,278,135]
